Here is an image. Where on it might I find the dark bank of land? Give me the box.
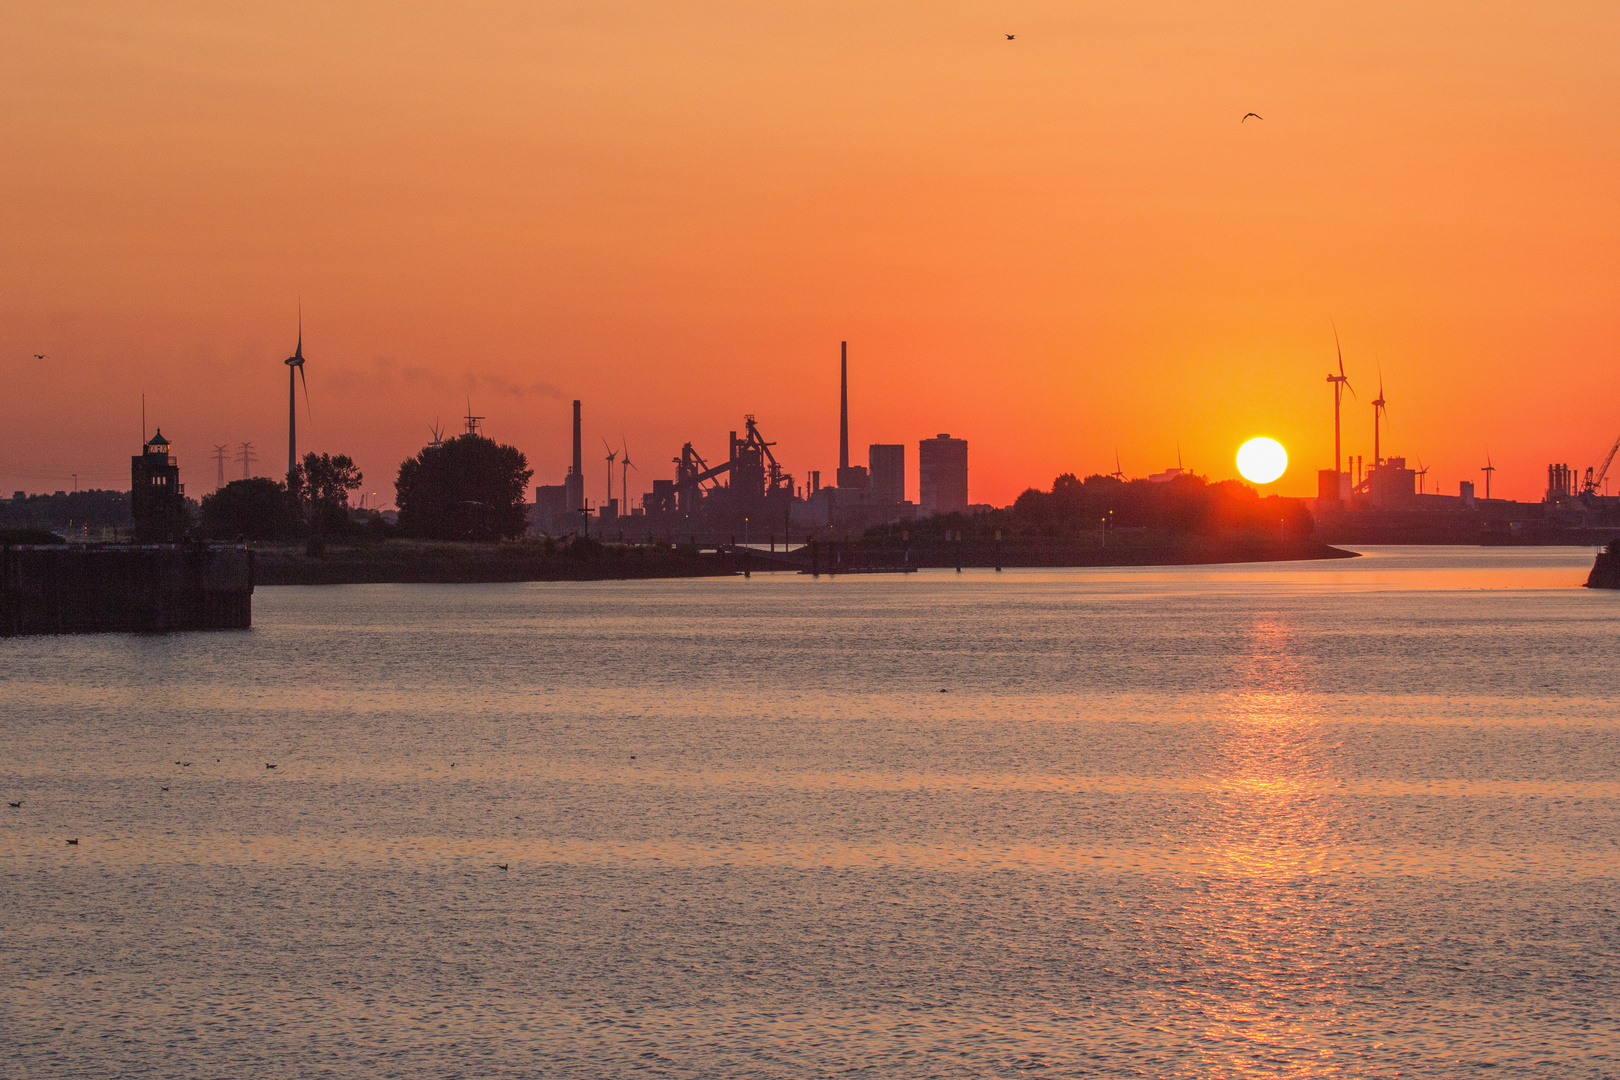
[847,532,1353,570]
[251,532,1353,586]
[252,538,745,585]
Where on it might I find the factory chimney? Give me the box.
[834,340,869,491]
[565,399,585,512]
[572,399,582,479]
[839,341,849,472]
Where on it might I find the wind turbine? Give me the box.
[1326,325,1355,494]
[1110,449,1126,482]
[285,313,310,483]
[1372,368,1388,467]
[620,436,636,513]
[602,437,619,509]
[1482,453,1496,500]
[428,421,444,449]
[1415,459,1429,494]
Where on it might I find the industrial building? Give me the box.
[919,434,968,514]
[869,444,905,504]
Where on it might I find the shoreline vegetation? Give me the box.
[251,533,1356,586]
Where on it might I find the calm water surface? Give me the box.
[3,546,1618,1078]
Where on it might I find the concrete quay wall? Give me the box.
[0,545,253,636]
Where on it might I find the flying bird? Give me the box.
[1242,112,1263,122]
[1005,34,1015,40]
[32,354,47,360]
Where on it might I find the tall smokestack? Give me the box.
[572,399,582,478]
[839,341,849,471]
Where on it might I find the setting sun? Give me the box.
[1236,437,1288,485]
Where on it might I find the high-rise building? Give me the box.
[869,444,905,504]
[919,434,968,513]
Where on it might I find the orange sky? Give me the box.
[2,2,1617,507]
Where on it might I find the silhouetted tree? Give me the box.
[394,434,533,541]
[289,452,363,537]
[198,478,298,541]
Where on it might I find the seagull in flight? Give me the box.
[32,354,47,360]
[1005,34,1015,40]
[1242,112,1263,122]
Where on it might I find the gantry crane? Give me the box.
[1583,431,1620,497]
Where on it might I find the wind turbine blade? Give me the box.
[298,365,312,425]
[1333,321,1345,377]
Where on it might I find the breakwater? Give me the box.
[251,539,746,585]
[0,544,253,635]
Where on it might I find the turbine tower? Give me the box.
[1326,327,1355,494]
[285,317,309,482]
[620,436,636,514]
[1372,370,1388,467]
[1482,454,1496,500]
[602,437,619,508]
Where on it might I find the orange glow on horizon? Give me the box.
[2,3,1618,506]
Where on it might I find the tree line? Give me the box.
[867,471,1312,544]
[197,434,533,543]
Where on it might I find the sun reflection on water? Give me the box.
[1168,613,1374,1075]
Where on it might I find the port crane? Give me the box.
[1582,431,1620,497]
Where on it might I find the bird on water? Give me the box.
[66,838,78,845]
[1242,112,1263,122]
[161,787,169,792]
[266,763,277,769]
[7,801,21,808]
[496,863,509,871]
